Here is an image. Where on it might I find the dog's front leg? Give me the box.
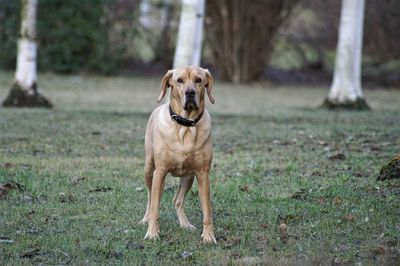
[145,168,167,240]
[196,171,216,244]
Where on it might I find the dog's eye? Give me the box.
[177,78,183,83]
[195,78,202,83]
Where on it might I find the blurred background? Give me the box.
[0,0,399,87]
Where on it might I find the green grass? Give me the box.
[1,71,399,264]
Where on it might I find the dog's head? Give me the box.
[157,66,214,112]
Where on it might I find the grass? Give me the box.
[0,71,399,264]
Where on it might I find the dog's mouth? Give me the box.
[184,100,198,112]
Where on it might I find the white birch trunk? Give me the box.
[327,0,365,103]
[139,0,152,28]
[140,0,169,29]
[15,0,38,91]
[173,0,205,68]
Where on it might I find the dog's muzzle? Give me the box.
[184,89,198,111]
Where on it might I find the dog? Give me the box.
[139,66,216,244]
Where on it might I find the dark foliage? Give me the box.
[38,0,111,73]
[0,0,138,74]
[0,1,19,69]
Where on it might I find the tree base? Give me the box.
[377,155,400,181]
[2,82,53,108]
[320,98,370,110]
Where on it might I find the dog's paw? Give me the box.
[180,221,196,231]
[201,232,217,244]
[144,230,160,241]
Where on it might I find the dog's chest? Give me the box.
[169,128,204,177]
[170,157,197,177]
[177,126,197,152]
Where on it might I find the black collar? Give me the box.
[169,105,204,127]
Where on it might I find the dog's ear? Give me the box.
[158,70,173,103]
[204,69,215,104]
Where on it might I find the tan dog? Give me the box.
[139,66,216,243]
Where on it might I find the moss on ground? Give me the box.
[2,82,52,108]
[378,155,400,181]
[321,97,370,110]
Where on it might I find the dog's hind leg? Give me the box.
[139,155,155,225]
[173,176,196,230]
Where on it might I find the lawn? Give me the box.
[0,71,399,264]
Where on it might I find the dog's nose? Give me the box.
[185,89,196,97]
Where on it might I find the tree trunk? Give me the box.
[2,0,52,108]
[206,0,298,83]
[323,0,368,110]
[139,0,151,28]
[173,0,205,67]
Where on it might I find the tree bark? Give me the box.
[2,0,52,108]
[206,0,298,83]
[173,0,205,67]
[323,0,368,110]
[139,0,151,28]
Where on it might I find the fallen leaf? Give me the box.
[372,244,386,256]
[27,228,39,235]
[20,248,41,258]
[112,251,123,259]
[385,239,397,247]
[4,163,16,169]
[318,197,325,204]
[278,214,302,224]
[23,195,34,203]
[224,147,235,154]
[71,176,85,185]
[328,153,346,160]
[89,187,112,193]
[311,171,322,177]
[257,235,268,241]
[260,223,268,228]
[135,186,144,192]
[0,182,24,199]
[59,192,75,203]
[370,145,382,151]
[240,185,250,192]
[0,236,14,243]
[279,223,288,244]
[222,236,242,248]
[331,257,341,265]
[291,188,307,200]
[343,214,354,222]
[126,241,144,250]
[26,210,36,218]
[332,197,342,205]
[317,140,328,146]
[181,251,193,260]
